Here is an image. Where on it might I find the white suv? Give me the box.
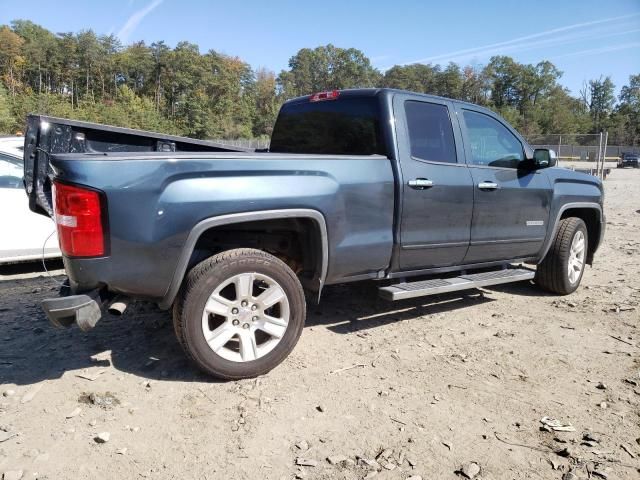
[0,136,61,264]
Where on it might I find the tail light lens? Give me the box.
[53,181,107,257]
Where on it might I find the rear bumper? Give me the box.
[41,289,104,332]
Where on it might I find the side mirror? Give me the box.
[533,148,557,168]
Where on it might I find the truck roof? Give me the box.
[283,87,495,115]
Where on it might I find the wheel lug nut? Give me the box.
[251,305,257,311]
[242,323,250,329]
[252,316,258,322]
[241,300,248,307]
[231,308,239,314]
[232,319,239,326]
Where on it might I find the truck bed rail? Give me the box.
[23,115,248,216]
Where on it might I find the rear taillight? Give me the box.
[309,90,340,102]
[53,181,106,257]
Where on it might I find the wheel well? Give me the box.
[560,208,601,264]
[187,217,324,291]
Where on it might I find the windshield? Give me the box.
[270,96,387,156]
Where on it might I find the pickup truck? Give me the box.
[24,88,605,380]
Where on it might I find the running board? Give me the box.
[379,268,535,301]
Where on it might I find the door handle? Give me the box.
[408,178,434,189]
[478,181,499,190]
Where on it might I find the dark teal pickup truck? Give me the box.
[24,88,605,379]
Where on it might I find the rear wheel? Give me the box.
[535,217,588,295]
[173,248,306,380]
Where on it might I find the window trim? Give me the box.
[460,107,527,170]
[404,100,458,165]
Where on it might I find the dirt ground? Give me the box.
[1,169,639,480]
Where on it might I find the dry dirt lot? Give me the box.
[1,169,639,480]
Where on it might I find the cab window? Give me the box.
[463,110,523,168]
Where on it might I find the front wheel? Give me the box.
[173,248,306,380]
[535,217,588,295]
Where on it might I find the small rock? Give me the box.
[295,458,318,467]
[556,446,575,458]
[66,407,82,419]
[599,402,608,409]
[583,432,600,443]
[20,384,42,404]
[2,470,23,480]
[359,458,380,470]
[592,468,608,479]
[89,420,97,427]
[0,431,17,443]
[327,455,348,465]
[295,440,309,451]
[2,390,15,398]
[377,449,393,460]
[459,462,481,479]
[596,382,607,390]
[94,432,110,444]
[115,448,127,455]
[406,456,417,467]
[315,405,325,413]
[562,472,577,480]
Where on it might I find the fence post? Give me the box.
[557,135,561,164]
[597,132,603,178]
[601,131,609,179]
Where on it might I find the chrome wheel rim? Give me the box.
[567,230,585,284]
[201,272,290,362]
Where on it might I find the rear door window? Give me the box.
[405,101,457,163]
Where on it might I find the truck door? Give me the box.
[455,106,552,263]
[394,94,474,270]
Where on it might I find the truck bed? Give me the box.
[23,115,249,216]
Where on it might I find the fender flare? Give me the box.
[158,209,329,309]
[537,202,603,263]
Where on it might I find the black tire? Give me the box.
[173,248,306,380]
[535,217,588,295]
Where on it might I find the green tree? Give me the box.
[278,44,380,98]
[0,83,15,133]
[582,76,616,132]
[0,26,25,95]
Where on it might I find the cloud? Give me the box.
[553,42,640,59]
[116,0,163,44]
[395,12,640,67]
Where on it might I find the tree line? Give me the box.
[0,20,638,145]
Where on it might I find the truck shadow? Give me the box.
[0,276,540,387]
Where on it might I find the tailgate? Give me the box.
[23,114,248,217]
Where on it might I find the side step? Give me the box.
[379,268,535,301]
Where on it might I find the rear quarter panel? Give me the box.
[51,153,395,300]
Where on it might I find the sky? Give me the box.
[1,0,639,96]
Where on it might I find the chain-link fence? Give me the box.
[526,134,639,163]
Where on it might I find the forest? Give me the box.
[0,20,638,145]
